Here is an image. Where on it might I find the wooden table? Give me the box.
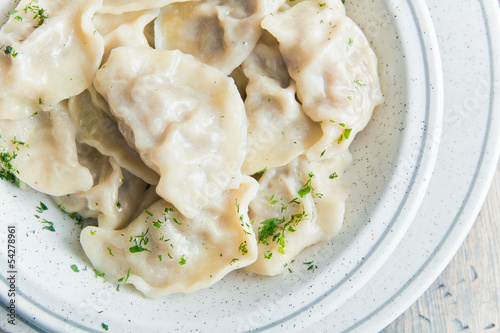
[382,164,500,332]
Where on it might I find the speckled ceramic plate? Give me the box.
[303,0,500,332]
[4,0,496,332]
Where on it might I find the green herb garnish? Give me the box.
[129,229,151,253]
[117,268,130,283]
[239,241,248,255]
[41,219,55,232]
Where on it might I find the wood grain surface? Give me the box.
[382,163,500,332]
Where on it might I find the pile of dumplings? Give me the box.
[0,0,382,297]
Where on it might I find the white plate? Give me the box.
[1,0,498,332]
[304,0,500,331]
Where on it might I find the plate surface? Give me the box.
[2,0,498,332]
[303,0,500,331]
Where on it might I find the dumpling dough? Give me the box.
[68,88,159,185]
[98,0,191,15]
[80,176,258,297]
[92,8,159,63]
[245,152,351,275]
[155,0,285,75]
[54,145,157,230]
[242,32,321,175]
[0,0,104,120]
[0,102,93,195]
[262,0,383,159]
[94,46,247,218]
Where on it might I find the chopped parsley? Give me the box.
[58,205,85,229]
[117,268,130,283]
[255,167,267,174]
[298,172,322,199]
[179,255,187,265]
[129,229,151,253]
[23,0,49,28]
[129,245,150,253]
[304,261,318,271]
[152,219,163,228]
[101,323,109,331]
[239,241,248,255]
[337,127,352,144]
[0,148,20,187]
[36,201,48,213]
[94,269,105,278]
[153,207,177,228]
[1,45,18,58]
[268,194,278,205]
[11,137,25,146]
[70,264,79,273]
[329,172,339,179]
[257,209,309,255]
[41,219,55,232]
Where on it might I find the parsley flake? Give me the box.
[239,241,248,255]
[329,172,339,179]
[117,268,131,283]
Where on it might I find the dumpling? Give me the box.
[68,88,159,185]
[94,46,247,218]
[244,152,351,275]
[261,0,383,159]
[98,0,191,15]
[155,0,285,75]
[54,145,157,230]
[242,32,321,175]
[0,0,104,120]
[80,176,258,297]
[92,8,159,63]
[0,102,93,195]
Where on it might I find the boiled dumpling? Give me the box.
[68,88,159,185]
[54,145,156,230]
[262,0,383,160]
[98,0,191,15]
[242,32,321,175]
[0,102,93,195]
[94,46,247,218]
[0,0,104,120]
[80,176,258,297]
[93,8,159,63]
[245,152,351,275]
[155,0,285,75]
